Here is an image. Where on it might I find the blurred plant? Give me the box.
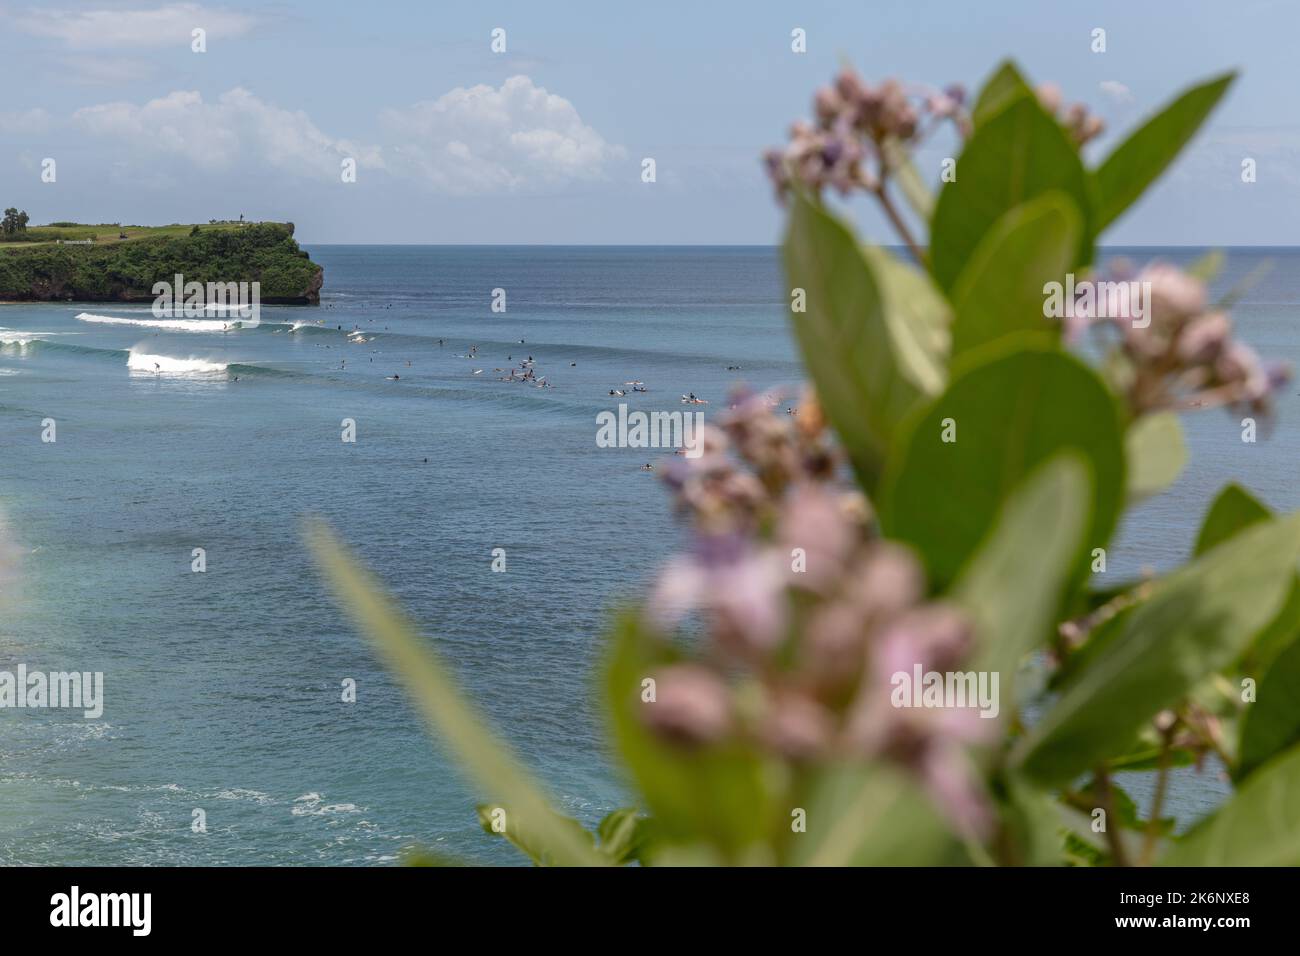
[311,60,1300,867]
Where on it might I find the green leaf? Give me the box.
[881,137,934,222]
[1248,577,1300,668]
[788,763,958,866]
[476,804,596,867]
[1093,72,1235,231]
[950,193,1080,357]
[999,772,1068,866]
[1104,731,1198,772]
[1238,609,1300,781]
[1191,483,1300,681]
[1194,482,1270,556]
[403,848,472,867]
[304,520,607,867]
[1013,512,1300,786]
[956,455,1091,695]
[1061,827,1107,866]
[602,612,774,859]
[971,60,1034,127]
[881,338,1125,591]
[1162,744,1300,865]
[1186,249,1226,283]
[1075,778,1174,834]
[596,808,656,865]
[931,94,1093,292]
[1125,412,1188,503]
[783,191,947,490]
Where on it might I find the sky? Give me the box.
[0,0,1296,245]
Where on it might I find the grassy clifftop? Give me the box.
[0,222,323,303]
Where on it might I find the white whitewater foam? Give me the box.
[77,311,248,333]
[0,327,45,347]
[127,351,228,375]
[291,792,362,817]
[0,327,49,355]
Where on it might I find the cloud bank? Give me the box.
[44,76,620,193]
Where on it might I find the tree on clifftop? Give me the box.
[1,208,30,235]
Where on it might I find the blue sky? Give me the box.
[0,0,1295,244]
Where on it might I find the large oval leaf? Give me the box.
[880,339,1125,591]
[970,60,1034,128]
[1239,623,1300,782]
[930,93,1093,292]
[1194,482,1270,556]
[1013,511,1300,786]
[950,192,1080,357]
[1125,412,1188,504]
[956,455,1091,699]
[1093,72,1235,231]
[1161,743,1300,866]
[783,192,947,491]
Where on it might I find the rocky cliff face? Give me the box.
[0,223,324,304]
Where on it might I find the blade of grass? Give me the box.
[305,519,607,867]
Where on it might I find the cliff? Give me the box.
[0,222,323,304]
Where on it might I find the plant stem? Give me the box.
[1140,731,1173,866]
[874,184,927,267]
[1095,766,1131,867]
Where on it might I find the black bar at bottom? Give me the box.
[0,865,1279,940]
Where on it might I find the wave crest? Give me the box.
[127,351,228,375]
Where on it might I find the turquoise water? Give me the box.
[0,245,1295,864]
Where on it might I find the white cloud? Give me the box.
[8,3,257,50]
[1099,80,1134,104]
[43,76,617,195]
[72,88,383,180]
[379,75,624,193]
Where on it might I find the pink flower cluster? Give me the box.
[1075,261,1291,416]
[1034,83,1106,145]
[641,388,995,836]
[762,68,967,200]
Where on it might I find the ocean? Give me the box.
[0,245,1295,865]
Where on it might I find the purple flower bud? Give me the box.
[814,86,843,127]
[642,664,732,745]
[1141,263,1207,325]
[1177,312,1232,363]
[847,542,925,622]
[1035,83,1063,115]
[873,604,973,678]
[1264,359,1294,392]
[709,549,789,656]
[779,482,856,591]
[758,691,834,760]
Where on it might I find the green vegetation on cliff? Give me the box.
[0,221,323,303]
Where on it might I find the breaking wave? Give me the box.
[77,312,252,333]
[127,351,228,375]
